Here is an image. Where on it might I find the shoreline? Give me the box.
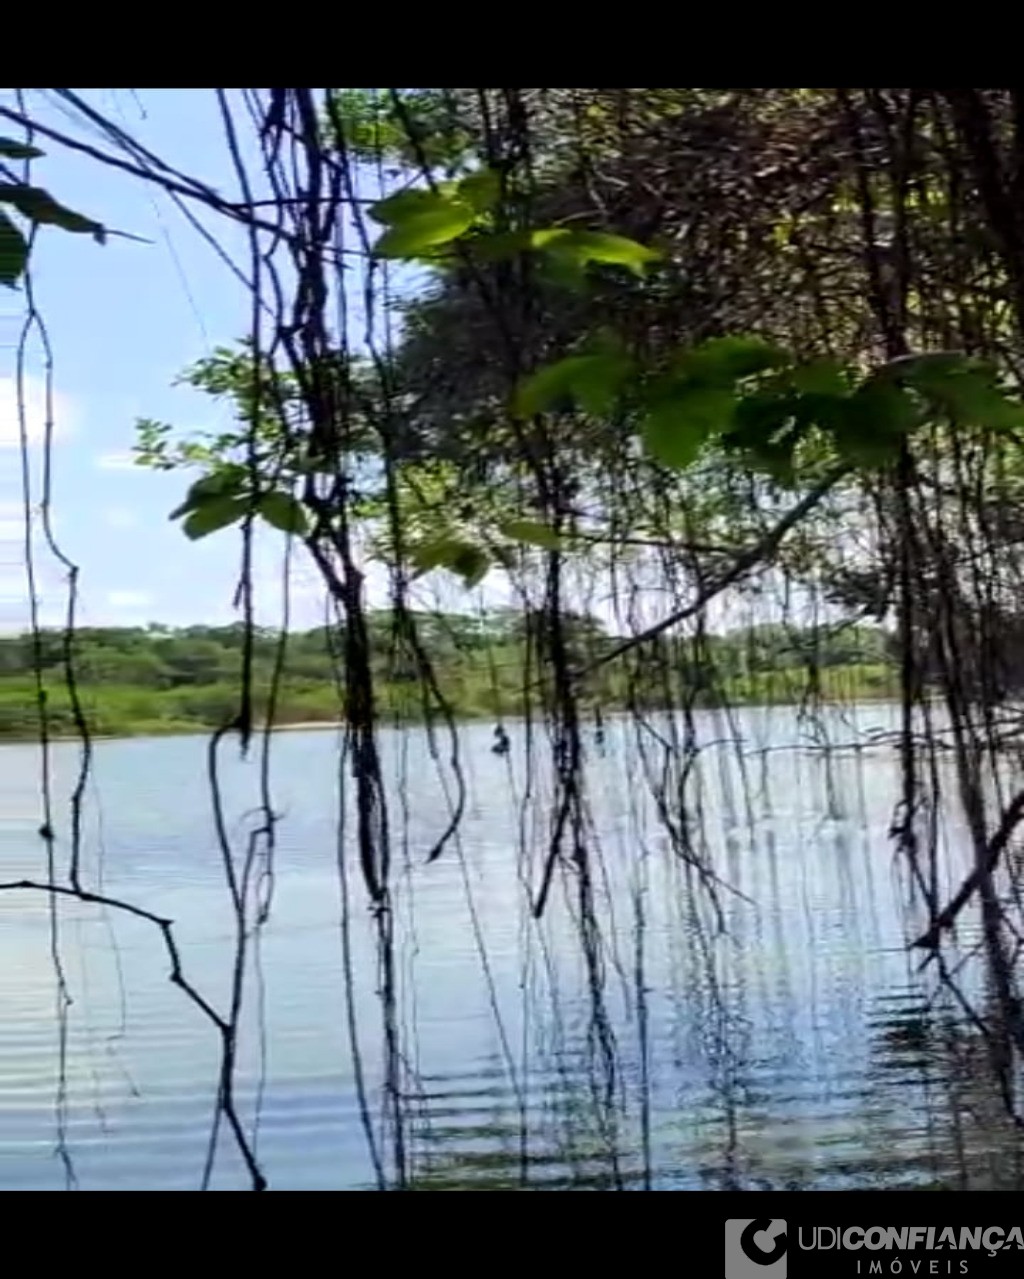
[0,718,347,746]
[0,692,909,747]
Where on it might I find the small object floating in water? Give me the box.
[492,724,510,757]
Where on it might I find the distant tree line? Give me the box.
[0,613,899,741]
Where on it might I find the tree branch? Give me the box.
[572,466,849,678]
[910,788,1024,951]
[0,102,300,248]
[0,878,267,1190]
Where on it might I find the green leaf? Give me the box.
[0,185,106,242]
[679,336,789,384]
[907,362,1024,430]
[259,491,309,536]
[514,353,633,418]
[411,538,489,587]
[876,352,1024,428]
[456,168,501,213]
[531,227,573,251]
[794,392,850,434]
[641,385,736,469]
[726,392,796,450]
[790,359,850,397]
[875,352,966,384]
[563,230,661,277]
[0,138,44,160]
[515,359,582,417]
[168,468,247,519]
[373,201,476,258]
[531,226,660,278]
[450,545,490,587]
[573,354,634,417]
[500,519,562,550]
[831,429,901,470]
[369,186,478,259]
[535,247,590,292]
[410,540,457,574]
[0,211,28,287]
[722,391,808,480]
[181,497,247,540]
[369,187,452,226]
[830,382,918,469]
[849,379,919,434]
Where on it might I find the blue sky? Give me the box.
[0,89,341,633]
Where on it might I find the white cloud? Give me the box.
[102,507,138,529]
[95,450,138,470]
[107,589,153,610]
[0,375,76,451]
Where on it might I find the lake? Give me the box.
[0,702,1021,1190]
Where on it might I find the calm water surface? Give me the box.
[0,703,1021,1190]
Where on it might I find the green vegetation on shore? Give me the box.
[0,614,898,742]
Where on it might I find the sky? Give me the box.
[0,89,396,635]
[0,90,270,630]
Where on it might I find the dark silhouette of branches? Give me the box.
[912,789,1024,952]
[0,879,266,1189]
[574,467,850,680]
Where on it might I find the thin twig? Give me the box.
[573,467,849,680]
[0,879,267,1189]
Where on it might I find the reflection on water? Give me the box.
[0,703,1021,1190]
